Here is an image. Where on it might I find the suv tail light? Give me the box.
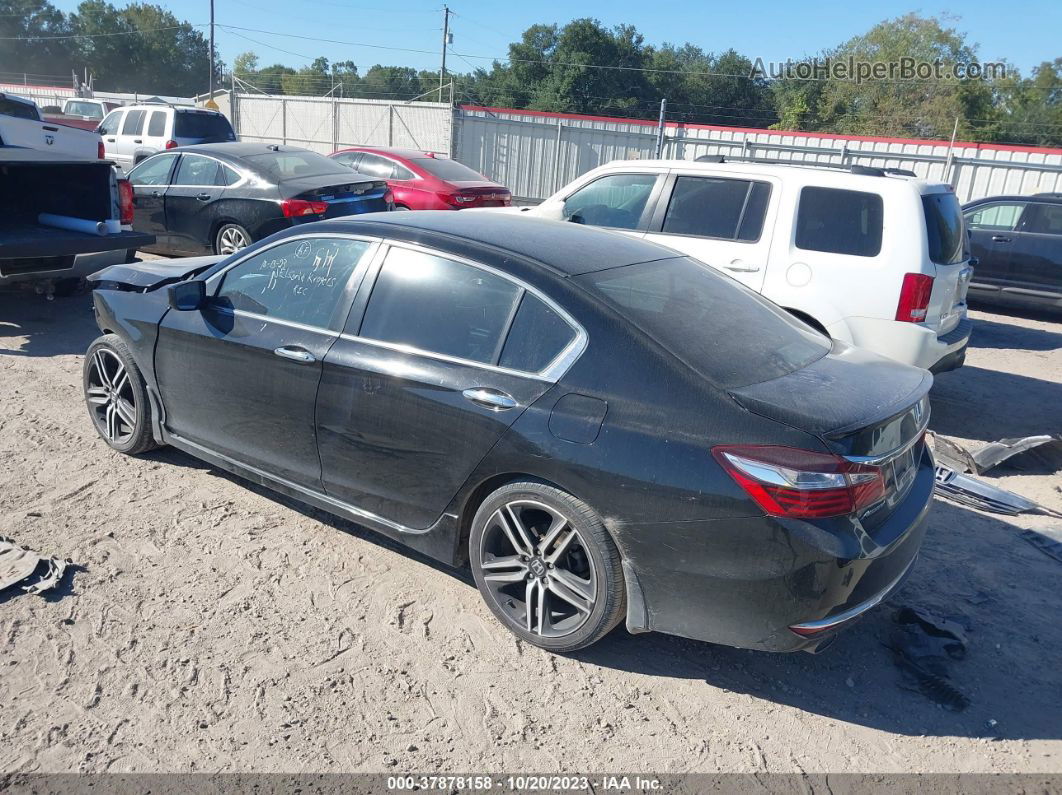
[97,141,105,160]
[712,445,887,519]
[895,273,934,323]
[164,140,178,150]
[118,179,134,225]
[280,198,328,218]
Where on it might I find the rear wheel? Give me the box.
[469,481,626,652]
[83,334,158,455]
[393,204,411,211]
[215,223,251,255]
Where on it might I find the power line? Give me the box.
[0,23,208,40]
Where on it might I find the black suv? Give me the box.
[963,193,1062,314]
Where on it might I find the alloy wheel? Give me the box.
[86,348,137,445]
[217,226,249,254]
[478,500,598,639]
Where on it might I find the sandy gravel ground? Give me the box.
[1,280,1060,775]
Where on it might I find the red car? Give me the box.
[329,146,511,211]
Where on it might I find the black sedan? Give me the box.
[963,193,1062,314]
[125,143,393,257]
[83,213,934,654]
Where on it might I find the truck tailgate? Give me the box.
[0,225,153,261]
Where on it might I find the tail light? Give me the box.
[118,179,134,225]
[164,140,178,150]
[443,192,477,207]
[895,273,934,323]
[97,141,105,160]
[280,198,329,218]
[712,445,887,519]
[383,189,394,207]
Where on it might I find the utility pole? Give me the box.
[654,98,667,158]
[439,5,451,104]
[208,0,216,104]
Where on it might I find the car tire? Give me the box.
[469,481,626,653]
[52,277,83,297]
[83,334,158,455]
[214,223,252,255]
[393,205,411,211]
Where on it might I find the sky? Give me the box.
[52,0,1062,79]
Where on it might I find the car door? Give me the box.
[644,173,775,293]
[316,242,582,530]
[964,201,1027,290]
[154,235,378,489]
[97,109,124,165]
[1011,202,1062,299]
[116,109,147,169]
[126,153,179,249]
[165,154,225,254]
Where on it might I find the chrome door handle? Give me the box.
[274,346,315,363]
[723,260,761,273]
[462,388,518,410]
[991,235,1012,243]
[196,193,211,201]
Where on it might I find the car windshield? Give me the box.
[65,101,105,119]
[576,257,831,389]
[923,192,968,265]
[244,150,355,181]
[412,156,491,182]
[0,97,39,120]
[173,111,236,140]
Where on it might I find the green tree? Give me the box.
[0,0,76,81]
[991,59,1062,146]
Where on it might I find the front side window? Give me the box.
[359,247,522,365]
[98,110,123,136]
[1020,203,1062,235]
[121,109,145,135]
[332,151,362,169]
[965,202,1026,231]
[217,237,372,330]
[0,98,40,120]
[174,154,220,186]
[562,173,657,230]
[128,153,177,186]
[796,187,883,257]
[662,177,771,241]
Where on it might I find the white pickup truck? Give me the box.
[0,92,103,160]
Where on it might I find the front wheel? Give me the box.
[214,223,252,255]
[469,482,626,653]
[83,334,158,455]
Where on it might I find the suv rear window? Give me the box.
[922,192,967,265]
[796,187,883,257]
[577,257,830,389]
[174,111,235,140]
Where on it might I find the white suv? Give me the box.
[97,103,236,171]
[517,159,973,373]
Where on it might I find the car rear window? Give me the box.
[0,97,39,120]
[922,192,968,265]
[244,150,353,181]
[174,111,236,140]
[576,257,830,389]
[412,156,490,182]
[796,187,883,257]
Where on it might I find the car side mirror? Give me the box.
[168,280,206,311]
[968,257,979,267]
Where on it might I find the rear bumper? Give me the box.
[835,314,971,372]
[615,447,935,652]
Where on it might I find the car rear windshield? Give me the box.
[922,192,968,265]
[575,257,830,389]
[413,156,491,183]
[174,111,236,140]
[244,150,354,181]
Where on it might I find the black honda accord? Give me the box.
[84,212,934,654]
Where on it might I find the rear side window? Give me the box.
[174,155,220,186]
[217,237,372,330]
[147,110,166,137]
[174,111,235,140]
[217,164,241,186]
[121,110,145,135]
[1021,203,1062,235]
[563,173,657,230]
[965,202,1025,231]
[499,294,576,372]
[577,257,829,389]
[922,193,967,265]
[359,248,521,365]
[796,187,883,257]
[0,98,40,120]
[356,153,395,179]
[662,177,771,241]
[98,110,122,135]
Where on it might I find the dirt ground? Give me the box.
[1,279,1060,775]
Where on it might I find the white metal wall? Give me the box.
[456,108,1062,203]
[232,94,453,156]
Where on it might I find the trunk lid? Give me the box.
[450,182,512,207]
[286,177,390,219]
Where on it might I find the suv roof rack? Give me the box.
[689,154,918,179]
